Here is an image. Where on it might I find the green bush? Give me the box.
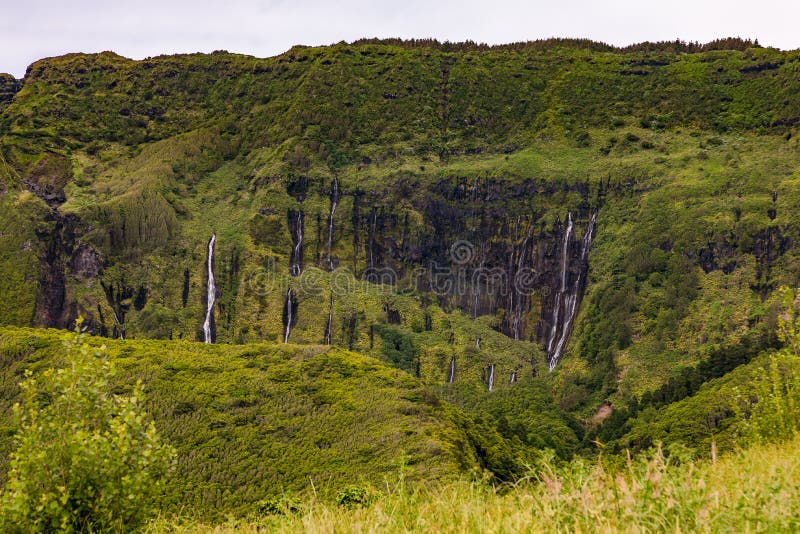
[254,495,301,516]
[335,486,376,508]
[0,322,176,532]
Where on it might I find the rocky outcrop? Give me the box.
[22,153,73,208]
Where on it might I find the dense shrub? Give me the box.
[0,322,175,532]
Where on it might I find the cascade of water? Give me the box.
[560,213,573,288]
[327,177,339,271]
[324,294,334,345]
[284,211,304,343]
[112,309,125,340]
[284,288,293,344]
[202,233,216,344]
[476,337,481,349]
[290,211,303,276]
[448,356,456,383]
[546,214,573,354]
[487,363,495,392]
[549,294,576,370]
[581,213,596,261]
[510,371,517,384]
[547,213,596,371]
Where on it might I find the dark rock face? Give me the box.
[22,179,66,207]
[693,192,791,298]
[336,176,606,348]
[22,153,73,208]
[69,244,103,279]
[34,212,80,328]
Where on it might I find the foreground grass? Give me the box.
[149,434,800,533]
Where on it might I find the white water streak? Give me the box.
[202,233,216,344]
[327,178,338,271]
[284,288,293,344]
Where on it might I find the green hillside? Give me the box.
[2,38,800,526]
[0,327,505,520]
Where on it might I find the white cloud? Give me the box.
[1,0,798,77]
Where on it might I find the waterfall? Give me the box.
[112,309,125,340]
[546,213,573,354]
[510,371,517,384]
[327,177,339,271]
[581,213,596,261]
[487,363,495,392]
[290,210,303,276]
[202,233,216,344]
[324,294,334,345]
[476,337,481,349]
[547,213,596,371]
[284,210,304,343]
[560,213,574,289]
[448,356,456,383]
[284,288,294,343]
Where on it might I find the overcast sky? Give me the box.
[2,0,799,77]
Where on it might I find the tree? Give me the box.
[0,320,175,532]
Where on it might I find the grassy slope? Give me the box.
[154,433,800,533]
[0,327,493,520]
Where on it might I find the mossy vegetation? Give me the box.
[2,39,800,526]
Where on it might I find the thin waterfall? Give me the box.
[290,210,303,276]
[324,294,334,345]
[112,309,125,340]
[448,356,456,383]
[202,233,216,344]
[327,177,339,271]
[322,178,339,345]
[547,214,573,354]
[284,288,294,343]
[284,210,304,343]
[487,363,495,392]
[510,371,517,384]
[547,213,596,371]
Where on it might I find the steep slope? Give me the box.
[1,39,800,418]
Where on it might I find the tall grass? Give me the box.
[149,434,800,533]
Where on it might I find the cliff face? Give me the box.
[306,175,606,352]
[2,42,799,398]
[0,73,19,109]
